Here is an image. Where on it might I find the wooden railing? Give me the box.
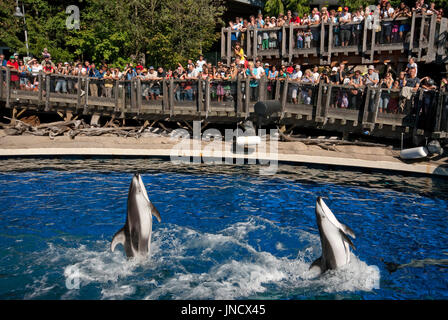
[1,67,448,139]
[221,13,448,65]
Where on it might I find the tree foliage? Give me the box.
[0,0,224,69]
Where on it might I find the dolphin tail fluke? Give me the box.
[309,256,323,273]
[149,202,162,223]
[111,227,126,252]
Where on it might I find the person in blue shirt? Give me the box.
[246,61,259,101]
[88,63,102,97]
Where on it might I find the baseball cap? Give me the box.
[344,6,349,11]
[265,63,269,66]
[295,65,301,69]
[149,66,154,70]
[368,65,375,70]
[332,67,338,72]
[338,7,343,12]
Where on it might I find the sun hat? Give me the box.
[295,65,301,69]
[368,65,375,70]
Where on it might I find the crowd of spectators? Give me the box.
[228,0,444,49]
[1,47,445,118]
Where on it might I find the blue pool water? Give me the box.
[0,158,447,299]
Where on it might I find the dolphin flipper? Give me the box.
[310,256,323,273]
[339,229,356,250]
[341,223,356,239]
[149,202,162,223]
[111,227,126,252]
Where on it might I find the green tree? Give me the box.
[264,0,285,17]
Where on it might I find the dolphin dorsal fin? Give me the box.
[111,227,125,252]
[339,229,356,250]
[149,202,162,223]
[309,256,323,273]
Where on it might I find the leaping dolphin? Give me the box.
[111,173,162,258]
[310,197,356,274]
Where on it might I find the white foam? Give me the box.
[29,218,380,299]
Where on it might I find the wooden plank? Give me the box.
[426,14,437,61]
[205,78,210,117]
[434,92,445,132]
[84,77,90,114]
[77,75,82,110]
[371,89,381,124]
[274,79,281,100]
[246,28,251,59]
[197,79,203,113]
[45,74,50,111]
[244,77,250,113]
[169,78,175,117]
[361,19,368,64]
[288,25,293,62]
[370,26,376,63]
[236,76,242,114]
[281,80,288,114]
[281,25,286,57]
[0,67,3,99]
[221,28,225,59]
[114,79,119,112]
[362,86,371,124]
[409,12,416,53]
[137,78,143,114]
[227,28,232,65]
[314,83,323,122]
[253,29,258,62]
[418,15,426,60]
[328,21,333,64]
[5,67,10,108]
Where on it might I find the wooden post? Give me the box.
[221,28,225,61]
[315,82,323,122]
[136,78,142,115]
[281,25,286,57]
[259,76,267,101]
[236,76,242,114]
[434,92,444,132]
[281,80,288,113]
[0,67,3,99]
[371,88,381,124]
[246,28,251,59]
[169,78,175,117]
[197,78,203,113]
[370,25,376,63]
[227,28,232,65]
[409,12,416,54]
[5,67,10,109]
[45,74,51,111]
[253,28,258,62]
[426,14,437,61]
[418,14,426,60]
[244,77,250,113]
[205,78,210,117]
[114,79,120,112]
[288,25,294,63]
[83,77,89,114]
[162,78,168,113]
[361,86,371,124]
[362,20,368,64]
[320,22,325,57]
[77,74,82,111]
[38,71,43,108]
[323,84,332,120]
[328,21,334,64]
[274,79,281,100]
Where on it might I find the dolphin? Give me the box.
[382,257,448,274]
[111,173,162,258]
[310,197,356,274]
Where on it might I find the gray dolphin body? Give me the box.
[111,174,162,258]
[310,197,356,274]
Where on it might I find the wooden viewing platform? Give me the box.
[1,67,448,143]
[221,14,448,66]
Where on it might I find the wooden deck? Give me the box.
[1,68,448,142]
[221,14,448,66]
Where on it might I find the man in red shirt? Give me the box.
[7,55,19,89]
